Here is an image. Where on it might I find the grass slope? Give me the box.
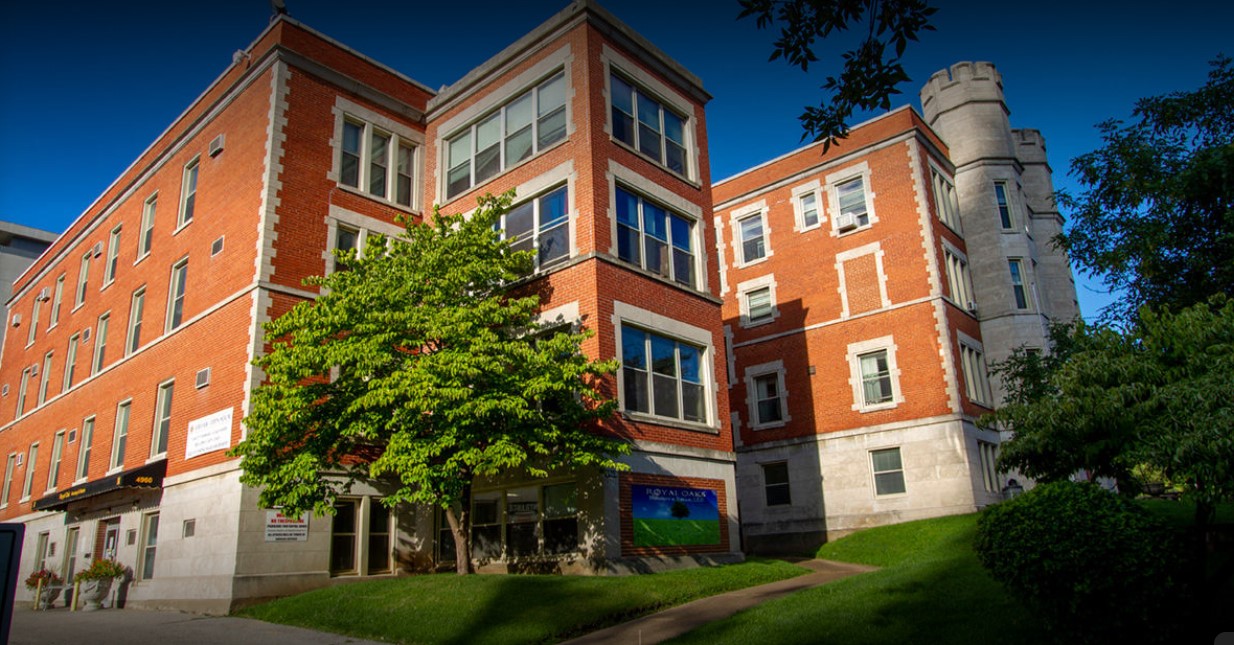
[668,514,1046,645]
[239,559,806,645]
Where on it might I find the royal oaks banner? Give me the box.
[630,484,721,547]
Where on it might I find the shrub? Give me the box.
[73,558,127,583]
[24,568,63,590]
[974,481,1187,643]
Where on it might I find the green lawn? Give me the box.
[238,558,806,644]
[632,518,721,547]
[667,514,1046,645]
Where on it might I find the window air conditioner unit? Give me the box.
[91,242,103,257]
[9,313,20,327]
[37,287,51,302]
[209,134,225,157]
[836,213,858,232]
[967,300,978,313]
[195,367,211,389]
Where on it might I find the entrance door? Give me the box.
[94,517,121,561]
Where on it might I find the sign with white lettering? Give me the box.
[265,510,310,542]
[185,408,234,459]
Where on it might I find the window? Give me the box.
[139,194,156,258]
[446,72,566,199]
[960,339,992,407]
[37,351,53,405]
[847,336,902,412]
[753,373,783,425]
[610,73,688,177]
[75,251,90,307]
[497,185,570,272]
[763,462,791,507]
[329,498,395,576]
[20,443,38,500]
[931,167,962,232]
[1,455,14,507]
[978,440,999,493]
[62,527,80,582]
[737,214,767,263]
[799,192,820,229]
[76,417,94,481]
[542,483,579,554]
[620,325,706,424]
[943,246,974,310]
[1008,259,1030,310]
[35,533,50,571]
[615,186,696,287]
[110,400,130,471]
[994,182,1013,229]
[835,177,871,231]
[167,260,188,330]
[49,275,65,327]
[64,334,79,390]
[26,300,39,346]
[139,513,159,579]
[871,447,906,496]
[15,368,30,419]
[340,119,416,207]
[104,225,121,285]
[46,431,64,491]
[860,350,894,406]
[439,482,579,562]
[127,288,145,355]
[92,313,110,375]
[151,381,174,458]
[746,287,773,324]
[178,157,199,227]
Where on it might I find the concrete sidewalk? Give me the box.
[560,559,877,645]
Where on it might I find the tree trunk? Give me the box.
[445,483,474,575]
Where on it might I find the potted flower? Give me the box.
[24,569,63,609]
[72,559,126,611]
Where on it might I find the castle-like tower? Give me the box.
[921,62,1079,399]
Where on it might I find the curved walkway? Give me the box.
[560,559,877,645]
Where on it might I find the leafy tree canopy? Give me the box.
[738,0,937,149]
[232,193,629,573]
[1060,56,1234,324]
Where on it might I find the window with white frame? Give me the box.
[20,443,38,500]
[15,368,30,420]
[76,416,94,481]
[26,299,39,347]
[745,362,788,430]
[139,193,156,258]
[943,245,975,310]
[610,72,688,177]
[110,400,130,471]
[835,176,871,232]
[977,440,999,493]
[792,181,823,232]
[762,461,792,507]
[959,337,993,407]
[46,430,64,491]
[64,334,79,390]
[150,380,174,458]
[931,167,962,232]
[736,274,777,328]
[870,447,906,496]
[620,324,707,424]
[37,351,52,406]
[746,287,773,324]
[615,186,696,288]
[1008,258,1031,310]
[445,72,566,200]
[497,185,570,272]
[127,287,145,355]
[847,336,901,412]
[92,312,110,375]
[0,454,14,507]
[104,225,121,285]
[341,118,417,207]
[50,275,65,328]
[178,157,199,227]
[167,259,188,331]
[75,251,90,307]
[139,512,159,579]
[860,351,893,406]
[737,213,768,264]
[994,181,1013,230]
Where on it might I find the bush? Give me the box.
[24,568,63,590]
[974,481,1188,643]
[73,558,127,583]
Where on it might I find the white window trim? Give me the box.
[744,359,790,431]
[109,399,133,474]
[20,443,38,502]
[73,251,90,311]
[165,258,189,332]
[791,180,825,232]
[601,44,699,185]
[834,242,891,319]
[846,335,903,412]
[729,201,771,268]
[103,224,122,287]
[45,430,65,493]
[149,379,175,460]
[941,240,975,312]
[330,96,425,211]
[869,446,908,498]
[498,160,578,272]
[605,160,708,293]
[736,274,779,328]
[126,287,146,356]
[176,156,200,231]
[825,161,877,236]
[612,300,718,432]
[957,331,993,408]
[1008,257,1034,311]
[323,205,407,275]
[927,161,962,235]
[48,274,65,330]
[75,415,95,483]
[137,192,157,262]
[92,312,110,375]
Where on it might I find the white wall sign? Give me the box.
[185,408,234,459]
[265,510,310,542]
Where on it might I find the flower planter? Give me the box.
[35,585,61,610]
[77,578,113,611]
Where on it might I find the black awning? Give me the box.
[32,459,167,512]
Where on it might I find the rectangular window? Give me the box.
[943,247,974,309]
[496,185,570,272]
[330,499,358,575]
[871,447,906,496]
[738,214,767,263]
[446,72,565,200]
[46,431,64,491]
[151,381,174,458]
[932,168,962,232]
[614,186,696,288]
[76,417,94,481]
[92,313,110,375]
[994,182,1013,229]
[543,482,578,554]
[367,505,393,574]
[15,368,30,419]
[139,194,156,258]
[104,225,121,285]
[64,334,79,390]
[799,192,820,229]
[978,441,999,493]
[167,260,188,331]
[960,343,992,407]
[610,73,688,177]
[763,462,791,507]
[836,177,870,230]
[746,286,773,323]
[0,455,14,507]
[620,325,706,424]
[1009,259,1030,310]
[110,401,130,471]
[75,251,90,307]
[37,351,53,405]
[127,288,145,354]
[859,350,894,406]
[340,118,416,207]
[20,443,38,500]
[178,158,199,227]
[50,275,65,327]
[35,533,49,571]
[26,300,39,346]
[753,373,784,425]
[140,513,159,579]
[62,527,80,582]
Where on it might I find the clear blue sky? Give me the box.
[1,0,1230,320]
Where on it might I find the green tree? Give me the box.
[738,0,937,149]
[232,193,629,574]
[670,500,690,519]
[1060,56,1234,324]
